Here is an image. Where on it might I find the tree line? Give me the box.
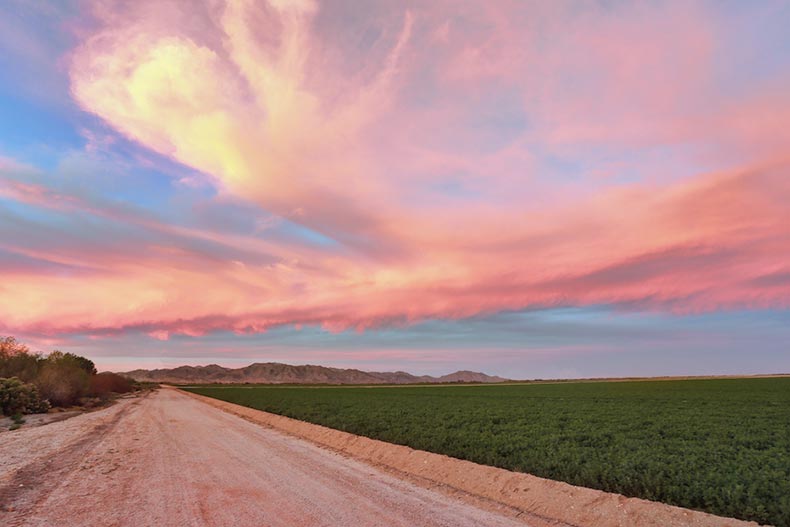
[1,336,136,417]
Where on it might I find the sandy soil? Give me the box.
[0,388,538,527]
[1,410,84,432]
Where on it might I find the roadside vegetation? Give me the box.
[187,378,790,526]
[0,336,139,424]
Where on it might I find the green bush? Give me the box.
[44,351,97,375]
[33,351,97,407]
[1,336,111,411]
[0,377,50,416]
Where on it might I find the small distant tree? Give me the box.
[35,352,93,407]
[46,351,97,375]
[0,336,27,357]
[0,377,50,416]
[0,336,42,382]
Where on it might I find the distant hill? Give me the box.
[122,362,509,385]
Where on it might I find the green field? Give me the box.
[184,378,790,526]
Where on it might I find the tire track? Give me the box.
[0,395,143,526]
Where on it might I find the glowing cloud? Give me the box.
[0,0,788,340]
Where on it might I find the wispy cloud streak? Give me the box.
[0,0,788,341]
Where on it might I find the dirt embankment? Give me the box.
[182,388,762,527]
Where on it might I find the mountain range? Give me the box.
[122,362,508,385]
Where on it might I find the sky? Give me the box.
[0,0,788,378]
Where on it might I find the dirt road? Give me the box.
[0,388,535,527]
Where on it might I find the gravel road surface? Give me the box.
[0,388,534,527]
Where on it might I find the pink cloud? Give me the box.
[3,160,788,337]
[0,0,788,338]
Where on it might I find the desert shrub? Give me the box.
[0,377,50,416]
[0,337,105,409]
[0,337,42,382]
[35,362,90,407]
[33,350,99,406]
[90,372,133,397]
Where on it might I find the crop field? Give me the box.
[185,378,790,526]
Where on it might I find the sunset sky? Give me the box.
[1,0,788,377]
